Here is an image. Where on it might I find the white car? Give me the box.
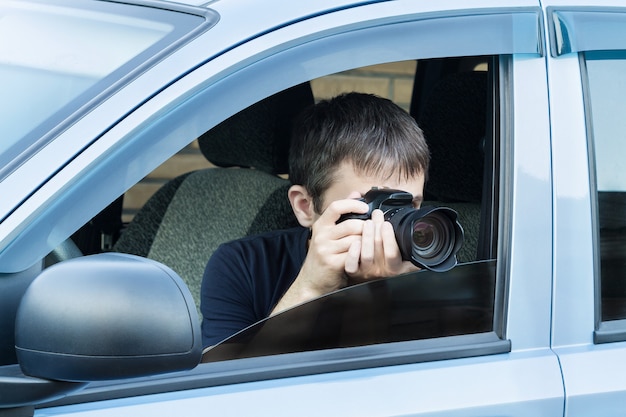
[1,0,626,416]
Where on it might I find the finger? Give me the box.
[311,205,365,242]
[370,209,386,260]
[359,220,375,267]
[370,209,385,238]
[311,231,362,257]
[344,239,362,274]
[381,221,403,266]
[320,198,369,225]
[314,218,364,246]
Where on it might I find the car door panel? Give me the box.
[38,351,563,417]
[546,3,626,416]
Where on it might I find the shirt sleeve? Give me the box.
[200,242,258,347]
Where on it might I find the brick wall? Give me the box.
[122,61,416,222]
[311,61,416,111]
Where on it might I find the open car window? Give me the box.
[47,54,503,367]
[102,54,503,360]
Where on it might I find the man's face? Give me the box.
[316,162,425,217]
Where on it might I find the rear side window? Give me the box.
[584,51,626,339]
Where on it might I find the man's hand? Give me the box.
[294,196,369,289]
[344,208,419,282]
[272,192,420,316]
[271,193,368,314]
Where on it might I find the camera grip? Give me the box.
[336,212,370,223]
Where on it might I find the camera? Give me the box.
[338,188,464,272]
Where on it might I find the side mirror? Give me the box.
[14,253,202,382]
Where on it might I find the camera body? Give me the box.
[339,188,464,272]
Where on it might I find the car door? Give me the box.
[20,1,567,416]
[546,2,626,415]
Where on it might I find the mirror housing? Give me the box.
[14,253,201,382]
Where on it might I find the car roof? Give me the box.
[139,0,389,14]
[172,0,378,6]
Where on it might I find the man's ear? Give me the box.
[288,185,316,228]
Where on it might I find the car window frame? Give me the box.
[547,6,626,57]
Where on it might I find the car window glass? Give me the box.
[202,261,497,362]
[0,0,206,177]
[585,51,626,326]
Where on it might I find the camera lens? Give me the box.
[411,212,454,264]
[412,221,435,249]
[384,205,463,272]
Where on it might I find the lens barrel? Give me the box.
[386,206,463,272]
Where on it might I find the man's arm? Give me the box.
[201,244,258,347]
[272,207,418,316]
[271,198,366,315]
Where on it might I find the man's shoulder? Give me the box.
[211,227,309,271]
[223,226,309,249]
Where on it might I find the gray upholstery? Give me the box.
[418,72,488,262]
[198,83,314,175]
[114,83,313,309]
[147,169,297,307]
[114,174,191,258]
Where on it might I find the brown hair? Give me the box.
[289,92,430,212]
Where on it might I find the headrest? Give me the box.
[198,83,315,175]
[418,72,488,203]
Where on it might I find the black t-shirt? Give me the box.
[200,227,309,347]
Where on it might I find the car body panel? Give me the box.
[39,350,563,417]
[541,1,626,414]
[504,54,554,352]
[2,0,625,415]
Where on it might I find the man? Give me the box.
[201,92,429,347]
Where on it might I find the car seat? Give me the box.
[113,83,314,308]
[416,71,490,263]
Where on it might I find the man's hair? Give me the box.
[289,92,430,213]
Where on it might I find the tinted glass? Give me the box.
[203,261,496,362]
[585,51,626,321]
